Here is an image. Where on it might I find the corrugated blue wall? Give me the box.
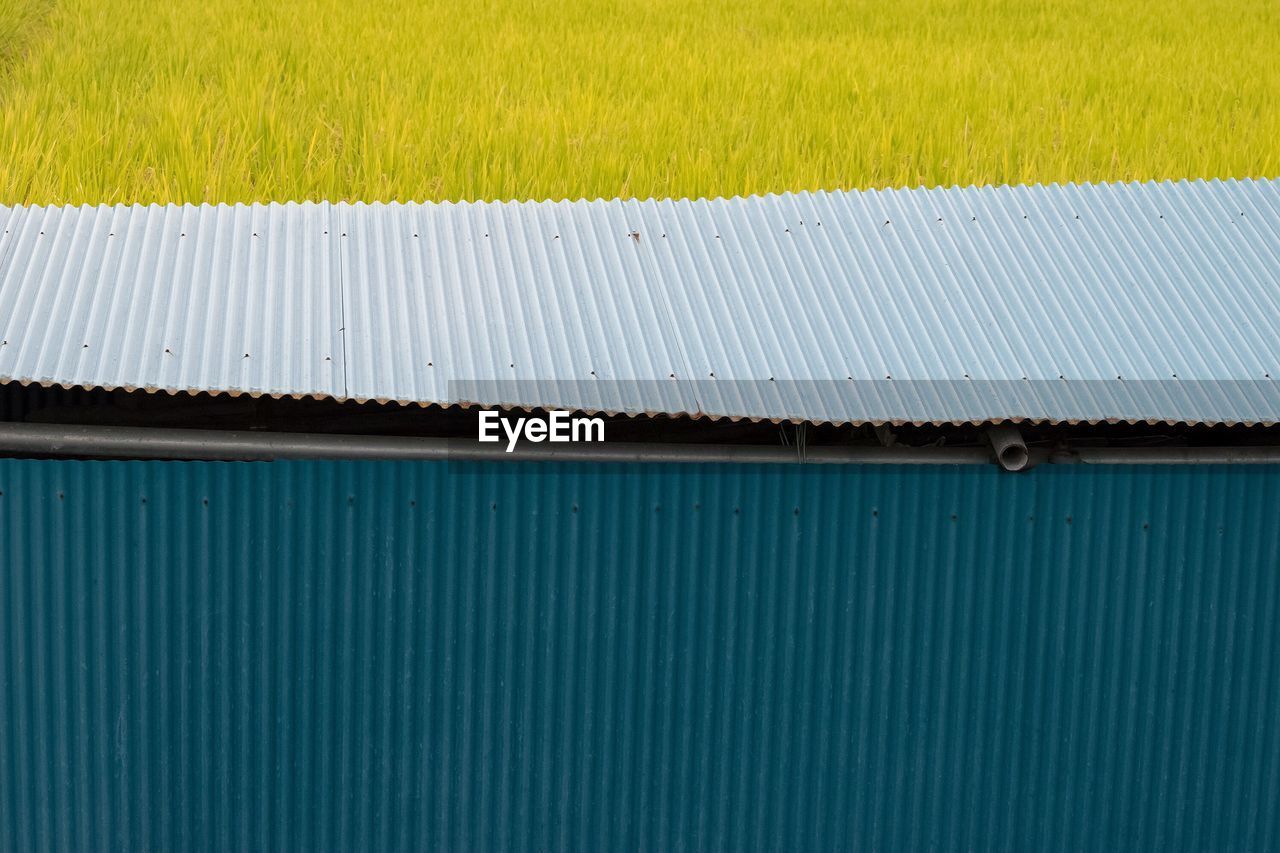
[1,459,1278,852]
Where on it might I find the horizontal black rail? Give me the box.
[2,422,1280,466]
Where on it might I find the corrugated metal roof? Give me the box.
[2,178,1279,425]
[3,458,1280,851]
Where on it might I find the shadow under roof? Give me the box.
[1,178,1278,426]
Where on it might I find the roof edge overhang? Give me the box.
[3,377,1277,430]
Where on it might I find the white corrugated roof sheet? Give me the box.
[1,178,1279,425]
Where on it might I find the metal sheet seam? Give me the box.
[337,202,350,400]
[627,198,706,417]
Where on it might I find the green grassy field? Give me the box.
[0,0,1276,205]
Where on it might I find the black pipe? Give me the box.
[2,423,1279,465]
[0,422,993,464]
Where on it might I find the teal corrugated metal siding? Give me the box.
[1,460,1279,852]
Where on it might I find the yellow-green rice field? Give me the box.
[0,0,1276,205]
